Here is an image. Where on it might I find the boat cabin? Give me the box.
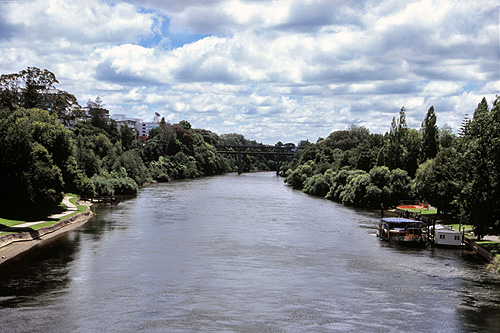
[378,217,425,244]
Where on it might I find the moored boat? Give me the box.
[377,217,426,246]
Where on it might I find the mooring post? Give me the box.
[238,150,242,174]
[276,151,280,175]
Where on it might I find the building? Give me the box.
[111,113,163,138]
[111,114,140,131]
[431,224,462,247]
[137,121,160,137]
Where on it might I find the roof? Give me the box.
[433,224,462,234]
[381,217,423,224]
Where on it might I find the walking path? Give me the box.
[9,196,78,229]
[0,197,93,266]
[483,235,500,242]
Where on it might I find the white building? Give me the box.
[111,114,161,138]
[137,121,160,137]
[432,224,462,247]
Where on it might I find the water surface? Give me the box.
[1,172,499,332]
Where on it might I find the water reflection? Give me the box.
[0,233,79,307]
[0,172,500,332]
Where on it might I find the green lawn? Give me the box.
[0,194,88,234]
[399,207,438,215]
[476,241,500,255]
[443,224,474,233]
[0,217,28,228]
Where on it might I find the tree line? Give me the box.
[1,67,498,237]
[0,68,279,218]
[282,98,500,237]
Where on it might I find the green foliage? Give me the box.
[285,161,314,189]
[456,96,500,237]
[302,173,330,197]
[90,175,115,197]
[110,177,139,195]
[120,150,150,185]
[323,167,411,208]
[0,108,71,215]
[377,108,422,177]
[421,106,439,160]
[120,125,136,151]
[178,120,192,130]
[412,148,460,214]
[0,67,81,123]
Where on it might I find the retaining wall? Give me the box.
[0,210,93,249]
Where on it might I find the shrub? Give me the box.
[90,175,114,197]
[110,177,139,195]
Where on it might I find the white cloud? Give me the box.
[6,0,156,44]
[0,0,498,144]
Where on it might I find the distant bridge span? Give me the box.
[215,145,296,175]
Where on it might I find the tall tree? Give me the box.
[421,106,438,161]
[457,97,500,237]
[381,107,407,170]
[0,108,75,216]
[0,67,81,124]
[88,96,109,130]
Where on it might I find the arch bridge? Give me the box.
[215,145,297,175]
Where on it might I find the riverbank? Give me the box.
[0,200,94,267]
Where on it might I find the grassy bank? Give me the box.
[0,194,88,235]
[398,207,438,215]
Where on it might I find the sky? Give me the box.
[0,0,499,144]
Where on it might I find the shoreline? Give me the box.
[0,205,94,267]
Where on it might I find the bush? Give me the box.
[90,175,114,197]
[285,161,314,189]
[303,174,330,197]
[110,177,139,195]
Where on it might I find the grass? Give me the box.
[0,217,28,228]
[443,224,474,233]
[0,194,88,235]
[476,240,500,255]
[398,207,438,215]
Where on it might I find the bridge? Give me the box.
[215,145,297,175]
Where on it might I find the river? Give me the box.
[1,172,500,332]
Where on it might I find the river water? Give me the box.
[1,172,500,332]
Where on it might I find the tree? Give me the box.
[438,124,455,149]
[378,107,421,176]
[120,125,136,151]
[412,148,460,214]
[297,139,312,149]
[0,67,81,124]
[457,97,500,237]
[0,109,72,216]
[381,107,408,170]
[421,106,438,161]
[88,96,109,130]
[178,120,192,130]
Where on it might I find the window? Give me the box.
[454,236,460,240]
[440,234,445,239]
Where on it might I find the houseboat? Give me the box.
[378,217,426,246]
[430,224,462,247]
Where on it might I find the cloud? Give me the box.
[4,0,157,44]
[0,0,498,144]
